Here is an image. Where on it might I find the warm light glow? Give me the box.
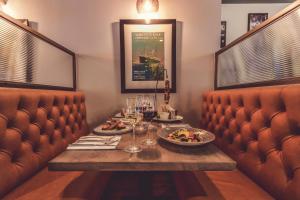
[0,0,7,6]
[0,0,17,18]
[145,17,151,24]
[143,0,152,12]
[138,12,159,24]
[136,0,159,14]
[136,0,159,24]
[1,4,16,17]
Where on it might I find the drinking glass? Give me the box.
[141,122,157,146]
[143,95,156,121]
[124,98,144,153]
[126,97,136,116]
[135,95,144,113]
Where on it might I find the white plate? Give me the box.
[153,115,183,122]
[93,125,132,136]
[158,128,215,147]
[113,113,124,118]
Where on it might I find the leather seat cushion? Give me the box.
[0,88,89,197]
[205,170,273,200]
[174,170,273,200]
[200,85,300,199]
[3,167,111,200]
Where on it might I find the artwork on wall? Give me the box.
[220,21,227,48]
[248,13,268,31]
[18,19,30,27]
[120,19,176,93]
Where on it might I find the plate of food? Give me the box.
[113,112,125,118]
[153,115,183,123]
[93,120,132,135]
[158,128,215,146]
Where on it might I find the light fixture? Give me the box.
[0,0,7,5]
[136,0,159,14]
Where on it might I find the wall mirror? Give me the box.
[220,0,296,48]
[216,1,300,90]
[0,12,76,91]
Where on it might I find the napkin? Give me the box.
[161,124,191,129]
[67,135,121,150]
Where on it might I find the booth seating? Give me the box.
[2,85,300,199]
[0,88,111,199]
[200,84,300,200]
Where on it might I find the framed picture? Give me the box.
[120,19,176,93]
[220,21,227,48]
[248,13,268,31]
[18,19,30,27]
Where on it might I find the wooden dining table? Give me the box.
[48,126,236,172]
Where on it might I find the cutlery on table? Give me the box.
[74,138,119,144]
[69,143,117,147]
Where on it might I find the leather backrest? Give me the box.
[0,88,89,197]
[200,85,300,200]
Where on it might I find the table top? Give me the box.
[48,128,236,172]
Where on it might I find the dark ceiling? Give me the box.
[222,0,295,3]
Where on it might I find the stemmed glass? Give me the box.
[141,122,157,146]
[124,97,144,153]
[141,95,157,145]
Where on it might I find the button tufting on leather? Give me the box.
[265,120,271,128]
[257,100,261,109]
[240,99,244,107]
[0,89,89,197]
[241,143,247,152]
[11,154,18,163]
[232,111,236,118]
[260,154,267,163]
[200,87,300,199]
[32,145,39,153]
[21,132,27,141]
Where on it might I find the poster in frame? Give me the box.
[120,19,176,93]
[248,13,268,31]
[18,19,30,27]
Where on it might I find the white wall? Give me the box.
[222,3,290,44]
[2,0,221,127]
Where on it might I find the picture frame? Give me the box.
[18,19,30,27]
[248,13,268,31]
[120,19,176,93]
[220,21,227,48]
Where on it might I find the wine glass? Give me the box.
[136,95,144,113]
[124,98,143,153]
[141,121,157,146]
[126,97,136,116]
[143,95,156,121]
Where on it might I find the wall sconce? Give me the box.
[0,0,7,5]
[136,0,159,14]
[136,0,159,24]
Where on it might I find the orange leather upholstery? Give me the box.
[0,88,89,198]
[3,168,111,200]
[200,85,300,200]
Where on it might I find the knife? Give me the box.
[69,143,117,147]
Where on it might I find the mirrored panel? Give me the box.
[221,0,294,46]
[0,14,75,90]
[216,3,300,89]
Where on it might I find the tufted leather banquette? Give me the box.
[0,87,89,197]
[200,85,300,200]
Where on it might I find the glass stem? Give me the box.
[132,124,136,146]
[147,128,150,141]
